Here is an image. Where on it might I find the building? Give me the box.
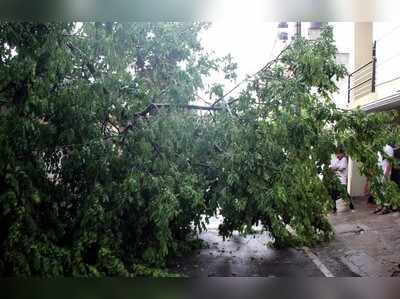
[277,22,353,109]
[276,22,400,197]
[347,22,400,197]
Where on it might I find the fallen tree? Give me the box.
[0,22,399,277]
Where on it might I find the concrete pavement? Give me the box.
[313,197,400,277]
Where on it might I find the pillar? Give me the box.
[348,22,373,197]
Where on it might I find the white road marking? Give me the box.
[303,246,335,277]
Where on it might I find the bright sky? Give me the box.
[202,22,278,79]
[200,22,355,108]
[200,22,278,102]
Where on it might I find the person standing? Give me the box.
[365,144,395,206]
[379,144,394,180]
[390,145,400,187]
[374,144,395,214]
[329,148,354,213]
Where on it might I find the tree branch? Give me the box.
[134,103,223,118]
[211,44,291,108]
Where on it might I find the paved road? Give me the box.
[169,196,400,277]
[168,214,358,277]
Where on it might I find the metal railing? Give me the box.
[347,41,377,103]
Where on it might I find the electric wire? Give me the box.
[211,41,291,107]
[211,26,280,108]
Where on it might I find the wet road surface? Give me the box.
[314,197,400,277]
[168,212,358,277]
[169,229,326,277]
[169,197,400,277]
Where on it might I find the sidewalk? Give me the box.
[313,197,400,277]
[168,197,400,277]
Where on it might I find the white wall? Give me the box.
[331,22,354,109]
[374,22,400,89]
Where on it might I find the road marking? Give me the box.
[303,246,335,277]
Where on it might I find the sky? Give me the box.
[200,22,355,108]
[202,22,278,80]
[199,22,278,103]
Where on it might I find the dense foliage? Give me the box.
[209,29,400,247]
[0,22,399,276]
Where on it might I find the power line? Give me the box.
[211,43,291,108]
[209,23,280,108]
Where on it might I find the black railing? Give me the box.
[347,41,377,103]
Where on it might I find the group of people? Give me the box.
[328,144,400,214]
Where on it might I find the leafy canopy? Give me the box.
[0,22,399,276]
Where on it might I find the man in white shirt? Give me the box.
[329,148,354,213]
[330,152,348,185]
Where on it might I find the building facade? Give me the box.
[276,22,400,197]
[347,22,400,197]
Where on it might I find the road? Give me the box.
[169,197,400,277]
[168,213,358,277]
